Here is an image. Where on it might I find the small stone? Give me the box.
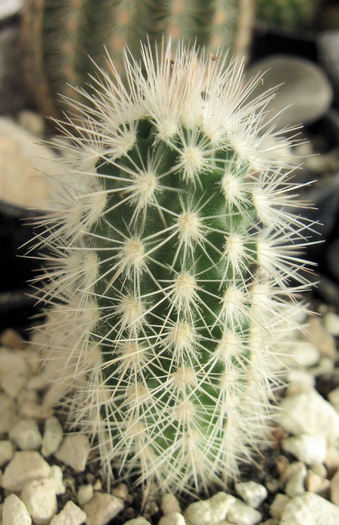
[281,492,339,524]
[123,519,151,525]
[282,433,327,465]
[41,416,63,456]
[326,446,339,472]
[284,463,306,498]
[48,465,66,495]
[93,479,102,490]
[21,478,57,525]
[289,341,320,367]
[286,369,314,394]
[50,501,86,525]
[328,387,339,413]
[279,390,339,443]
[307,317,336,358]
[83,492,124,525]
[330,468,339,505]
[0,441,14,466]
[2,494,31,525]
[158,512,186,525]
[227,498,262,525]
[209,493,236,522]
[1,451,50,491]
[0,348,29,398]
[184,493,235,525]
[111,483,129,501]
[161,493,181,515]
[235,481,267,508]
[0,329,26,349]
[18,111,45,138]
[9,419,42,450]
[324,312,339,336]
[77,484,94,506]
[270,494,290,519]
[55,435,90,472]
[0,394,18,435]
[306,471,330,495]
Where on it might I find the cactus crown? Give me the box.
[32,41,313,496]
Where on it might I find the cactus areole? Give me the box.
[33,42,313,496]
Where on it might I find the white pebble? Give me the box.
[284,463,306,498]
[161,493,181,514]
[328,387,339,413]
[111,483,129,501]
[286,369,315,394]
[227,498,262,525]
[2,494,31,525]
[55,435,90,472]
[324,312,339,336]
[0,393,18,434]
[83,492,124,525]
[48,465,65,495]
[184,493,235,524]
[0,348,29,398]
[124,519,151,525]
[281,492,339,524]
[0,441,14,466]
[289,341,320,367]
[21,478,57,525]
[325,445,339,471]
[1,451,50,491]
[235,481,267,508]
[41,416,63,456]
[269,494,290,519]
[279,389,339,442]
[158,512,186,525]
[306,471,330,494]
[330,468,339,505]
[77,484,94,506]
[282,433,327,465]
[50,501,86,525]
[9,419,42,450]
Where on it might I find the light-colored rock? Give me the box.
[286,369,315,394]
[123,519,151,525]
[310,463,327,478]
[307,317,336,358]
[21,478,57,525]
[279,390,339,443]
[325,445,339,472]
[0,118,53,208]
[284,463,306,498]
[328,387,339,413]
[41,416,63,457]
[48,465,65,495]
[9,418,42,450]
[324,312,339,336]
[55,435,90,472]
[306,471,330,494]
[330,468,339,505]
[77,484,94,506]
[0,329,26,349]
[269,494,290,519]
[0,441,14,467]
[235,481,267,508]
[83,492,124,525]
[184,493,235,525]
[2,494,31,525]
[227,499,262,525]
[0,393,18,435]
[93,479,102,491]
[281,492,339,524]
[18,111,45,139]
[50,501,86,525]
[158,512,186,525]
[289,342,320,368]
[111,483,129,501]
[1,451,50,491]
[0,348,29,398]
[311,356,335,376]
[161,493,181,515]
[282,433,327,465]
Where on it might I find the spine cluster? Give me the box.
[32,41,313,496]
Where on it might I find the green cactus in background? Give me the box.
[256,0,319,31]
[31,40,313,497]
[21,0,255,118]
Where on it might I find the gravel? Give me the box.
[0,305,338,524]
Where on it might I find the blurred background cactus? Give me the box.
[21,0,255,118]
[256,0,320,32]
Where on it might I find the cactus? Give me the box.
[31,40,313,497]
[256,0,319,31]
[21,0,254,118]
